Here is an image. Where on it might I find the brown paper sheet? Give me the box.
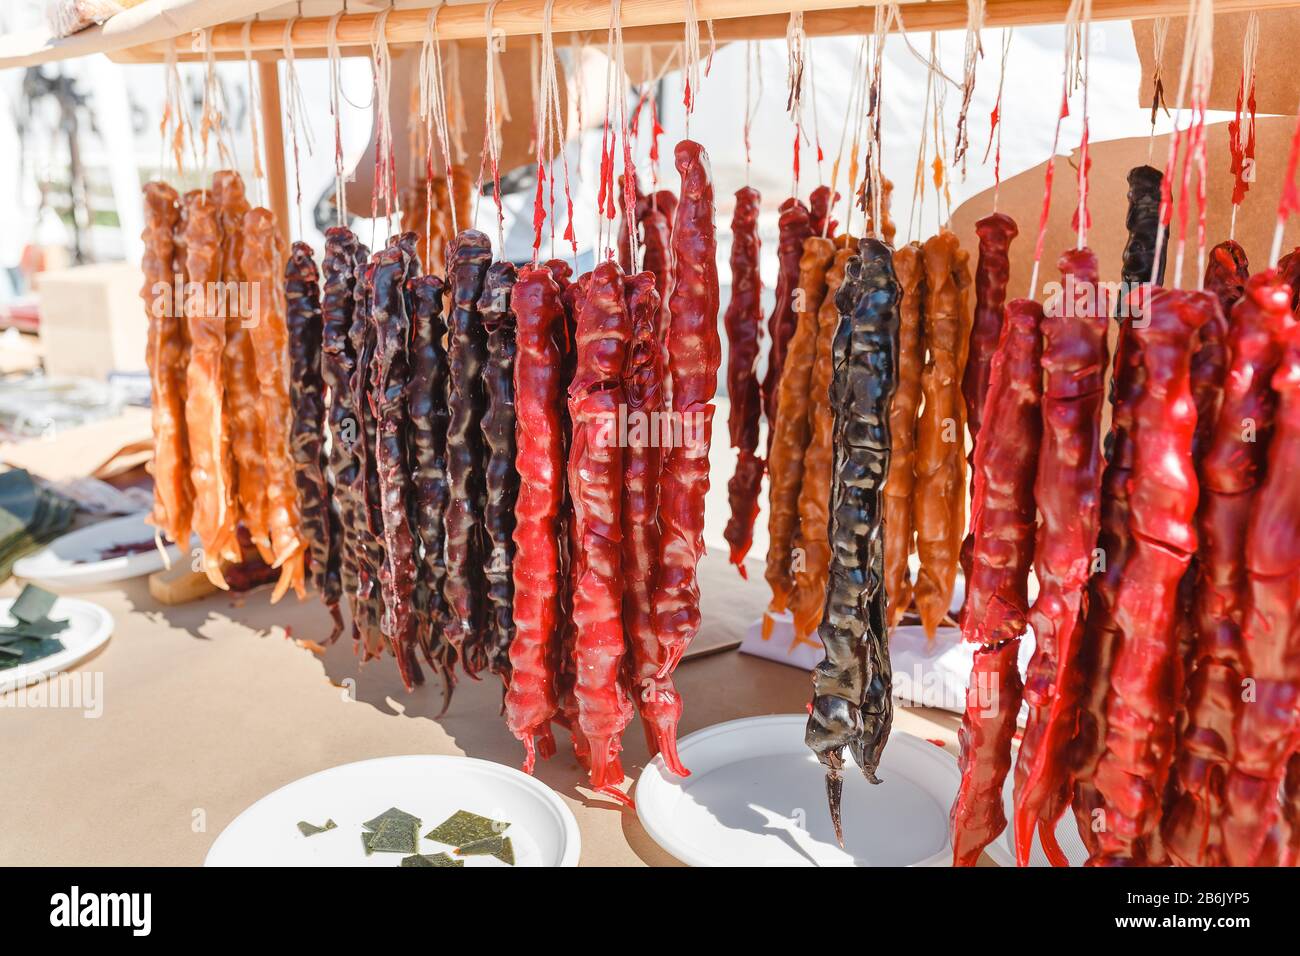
[1133,12,1300,114]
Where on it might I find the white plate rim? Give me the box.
[0,596,114,694]
[636,714,959,867]
[12,511,184,587]
[204,753,582,867]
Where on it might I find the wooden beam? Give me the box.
[256,60,292,245]
[110,0,1300,63]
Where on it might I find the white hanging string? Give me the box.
[542,0,577,262]
[369,6,396,240]
[198,28,236,180]
[1151,0,1210,288]
[683,0,703,136]
[609,0,638,268]
[241,20,265,209]
[953,0,984,178]
[160,44,191,180]
[1074,0,1092,250]
[828,36,868,238]
[283,17,315,237]
[1229,12,1259,240]
[421,3,459,235]
[907,36,935,244]
[786,11,807,197]
[326,11,348,227]
[480,0,508,250]
[985,29,1011,212]
[866,5,895,242]
[1148,16,1171,162]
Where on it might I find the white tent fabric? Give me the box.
[0,0,283,69]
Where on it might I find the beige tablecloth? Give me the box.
[0,547,962,866]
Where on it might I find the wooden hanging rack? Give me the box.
[116,0,1300,245]
[110,0,1300,63]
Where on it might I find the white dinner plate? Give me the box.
[13,511,190,589]
[205,755,581,867]
[636,715,960,866]
[0,595,114,693]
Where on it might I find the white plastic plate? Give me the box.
[13,512,188,588]
[205,755,581,867]
[636,715,960,866]
[0,595,114,693]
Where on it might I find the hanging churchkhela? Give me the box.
[127,0,1300,866]
[806,238,900,846]
[722,186,764,575]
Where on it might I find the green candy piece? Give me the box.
[362,807,422,832]
[454,835,515,865]
[10,584,57,624]
[400,852,463,868]
[296,819,337,837]
[364,818,420,854]
[424,810,509,847]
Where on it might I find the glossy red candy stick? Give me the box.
[808,183,839,238]
[950,297,1041,867]
[1013,248,1110,867]
[951,638,1025,867]
[622,271,686,775]
[1221,320,1300,866]
[1164,272,1294,865]
[760,196,812,446]
[959,213,1019,597]
[722,185,765,574]
[507,265,566,772]
[1091,288,1211,864]
[568,260,634,792]
[653,140,721,678]
[960,298,1042,649]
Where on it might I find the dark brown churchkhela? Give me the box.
[959,213,1018,597]
[445,230,493,675]
[1072,165,1166,852]
[371,236,421,690]
[1165,274,1295,865]
[320,228,366,646]
[722,185,764,574]
[761,197,813,448]
[507,264,567,770]
[286,241,342,639]
[348,251,386,659]
[806,238,899,846]
[480,261,520,680]
[951,297,1041,866]
[408,273,454,690]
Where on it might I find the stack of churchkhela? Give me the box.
[752,182,905,652]
[880,226,976,640]
[232,138,718,803]
[142,171,308,607]
[507,138,719,797]
[951,152,1300,866]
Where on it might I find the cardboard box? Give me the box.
[34,261,145,380]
